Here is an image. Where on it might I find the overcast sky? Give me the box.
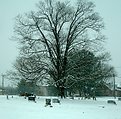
[0,0,121,86]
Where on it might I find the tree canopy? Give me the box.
[66,49,116,98]
[11,0,114,98]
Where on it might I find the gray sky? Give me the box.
[0,0,121,85]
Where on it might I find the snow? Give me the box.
[0,95,121,119]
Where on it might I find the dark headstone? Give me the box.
[6,95,9,100]
[45,99,51,107]
[28,96,36,102]
[52,98,60,103]
[118,97,121,101]
[107,100,116,105]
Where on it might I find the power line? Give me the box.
[116,76,121,79]
[115,67,121,68]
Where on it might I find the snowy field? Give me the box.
[0,95,121,119]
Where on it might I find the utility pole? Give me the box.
[1,74,5,95]
[113,74,116,99]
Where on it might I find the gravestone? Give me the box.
[28,96,36,102]
[107,100,117,105]
[52,98,60,104]
[45,99,52,107]
[118,97,121,101]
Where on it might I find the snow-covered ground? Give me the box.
[0,95,121,119]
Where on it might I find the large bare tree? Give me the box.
[13,0,104,98]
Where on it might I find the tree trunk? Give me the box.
[57,86,66,99]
